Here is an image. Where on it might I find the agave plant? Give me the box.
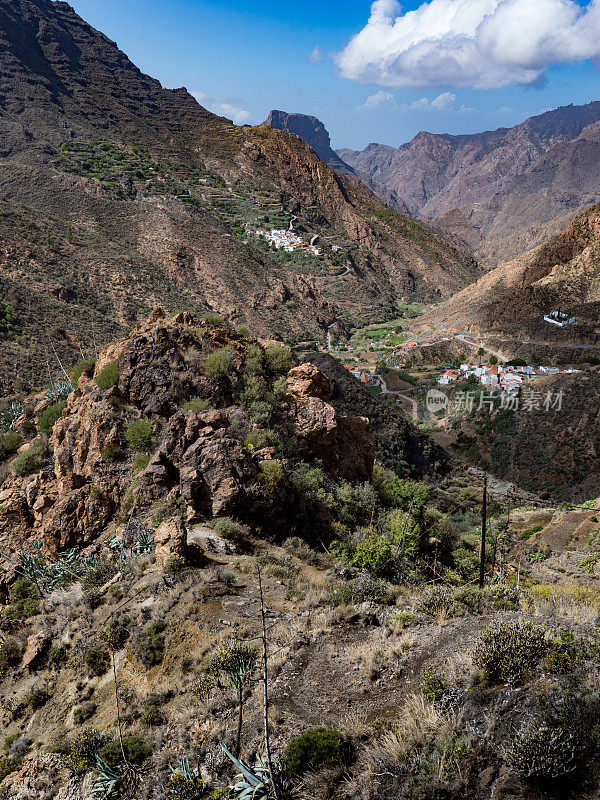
[88,756,121,799]
[222,745,271,800]
[164,756,205,799]
[46,379,74,402]
[0,401,24,432]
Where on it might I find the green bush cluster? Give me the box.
[11,438,45,476]
[95,360,119,390]
[37,401,66,436]
[282,728,344,776]
[100,614,132,651]
[204,347,236,380]
[328,575,388,606]
[133,621,167,668]
[0,430,22,461]
[98,735,153,767]
[3,578,40,620]
[141,694,166,726]
[69,358,96,383]
[0,638,23,676]
[473,618,547,684]
[24,687,50,709]
[61,728,107,774]
[181,397,211,413]
[509,723,581,780]
[73,702,97,725]
[84,646,111,676]
[421,669,448,701]
[124,418,153,451]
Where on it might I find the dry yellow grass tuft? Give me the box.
[526,583,600,622]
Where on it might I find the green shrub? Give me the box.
[81,557,118,591]
[204,348,235,380]
[4,578,40,620]
[202,313,226,328]
[264,344,295,375]
[84,646,110,676]
[69,358,96,383]
[181,397,210,413]
[47,642,68,667]
[24,687,50,709]
[243,428,277,452]
[0,431,22,461]
[421,669,448,701]
[0,757,22,783]
[141,694,165,726]
[133,621,167,668]
[37,401,66,436]
[473,618,547,684]
[545,630,590,674]
[73,702,97,725]
[348,532,392,575]
[328,575,388,606]
[218,569,237,587]
[11,438,44,476]
[3,734,20,753]
[419,585,452,617]
[283,728,344,776]
[212,517,247,546]
[235,324,251,337]
[95,360,119,390]
[0,638,23,676]
[98,735,152,767]
[164,553,186,574]
[62,728,107,774]
[124,418,153,451]
[373,465,430,513]
[509,723,581,779]
[100,615,131,651]
[134,453,151,471]
[259,460,285,493]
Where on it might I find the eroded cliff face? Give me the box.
[0,311,375,590]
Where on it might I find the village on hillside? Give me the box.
[437,362,581,393]
[253,227,323,256]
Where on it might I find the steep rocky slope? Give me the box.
[0,0,479,395]
[339,102,600,263]
[416,202,600,339]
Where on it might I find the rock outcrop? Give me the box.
[0,312,376,575]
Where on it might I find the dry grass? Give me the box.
[340,708,370,739]
[526,583,600,622]
[376,693,458,762]
[443,650,473,687]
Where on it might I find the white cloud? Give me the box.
[430,91,456,109]
[397,92,457,111]
[356,90,396,110]
[337,0,600,89]
[191,91,251,125]
[308,46,323,64]
[357,90,457,111]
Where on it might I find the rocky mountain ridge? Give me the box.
[338,102,600,263]
[0,0,479,395]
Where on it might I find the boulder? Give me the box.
[286,363,332,401]
[21,632,51,669]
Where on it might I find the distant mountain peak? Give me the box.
[264,109,355,175]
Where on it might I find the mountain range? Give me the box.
[0,0,478,395]
[338,102,600,264]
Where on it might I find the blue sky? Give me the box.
[69,0,600,150]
